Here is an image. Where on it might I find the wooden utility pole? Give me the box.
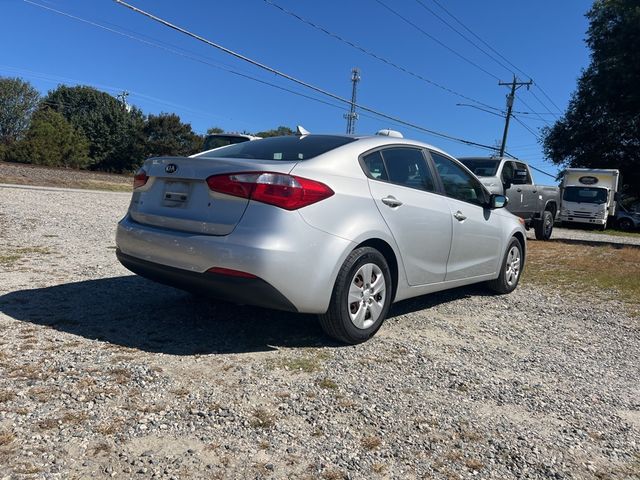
[498,76,532,157]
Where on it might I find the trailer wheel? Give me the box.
[534,210,554,240]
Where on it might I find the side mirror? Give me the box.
[503,179,512,190]
[490,194,508,209]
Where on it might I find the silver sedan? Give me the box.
[116,130,525,344]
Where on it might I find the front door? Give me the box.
[429,151,503,281]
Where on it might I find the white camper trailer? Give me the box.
[559,168,620,230]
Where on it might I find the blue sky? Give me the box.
[1,0,592,182]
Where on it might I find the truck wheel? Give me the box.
[618,218,633,231]
[487,237,523,294]
[319,247,392,344]
[534,210,554,240]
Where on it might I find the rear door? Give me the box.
[363,147,452,286]
[429,152,503,281]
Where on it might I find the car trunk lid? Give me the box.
[129,156,298,235]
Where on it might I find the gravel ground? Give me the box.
[0,185,639,480]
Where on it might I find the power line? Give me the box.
[19,2,355,122]
[111,0,502,151]
[412,0,514,76]
[516,95,552,126]
[428,0,563,118]
[262,0,496,109]
[511,114,541,141]
[529,89,560,118]
[371,0,500,81]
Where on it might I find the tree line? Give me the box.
[0,79,293,172]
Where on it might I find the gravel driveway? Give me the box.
[0,185,639,480]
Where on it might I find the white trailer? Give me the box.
[559,168,620,230]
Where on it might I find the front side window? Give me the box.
[431,152,487,206]
[514,162,532,184]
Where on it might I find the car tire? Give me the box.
[534,210,554,240]
[618,217,633,231]
[319,247,392,344]
[487,237,523,294]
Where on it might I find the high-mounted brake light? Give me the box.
[133,168,148,189]
[206,172,334,210]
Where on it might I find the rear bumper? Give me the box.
[115,205,354,313]
[116,249,298,312]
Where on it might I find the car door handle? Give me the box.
[453,211,466,221]
[516,188,522,192]
[381,196,403,208]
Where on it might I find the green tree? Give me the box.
[206,126,224,134]
[541,0,640,195]
[0,77,40,146]
[254,126,294,138]
[44,85,145,171]
[144,113,203,157]
[6,108,90,168]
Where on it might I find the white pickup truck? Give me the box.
[460,157,561,240]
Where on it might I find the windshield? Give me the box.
[198,135,357,161]
[202,135,252,151]
[459,158,500,177]
[563,186,608,204]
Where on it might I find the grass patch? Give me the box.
[270,349,332,373]
[0,430,15,446]
[249,407,276,429]
[361,435,382,450]
[0,390,16,403]
[316,377,338,390]
[591,228,640,238]
[0,246,52,267]
[523,241,640,315]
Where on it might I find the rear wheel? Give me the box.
[534,210,554,240]
[319,247,392,344]
[487,237,523,294]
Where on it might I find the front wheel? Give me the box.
[534,210,554,240]
[617,218,633,231]
[487,237,523,294]
[319,247,392,344]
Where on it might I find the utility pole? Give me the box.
[498,75,532,157]
[343,68,360,135]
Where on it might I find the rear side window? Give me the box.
[431,152,487,206]
[199,135,357,161]
[362,151,388,180]
[362,147,435,192]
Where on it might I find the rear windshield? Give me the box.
[202,135,252,151]
[459,158,501,177]
[197,135,357,161]
[563,186,608,204]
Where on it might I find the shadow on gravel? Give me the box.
[0,275,488,355]
[0,275,333,355]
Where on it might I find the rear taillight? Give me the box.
[206,172,334,210]
[133,168,148,189]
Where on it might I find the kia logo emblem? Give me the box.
[165,163,178,174]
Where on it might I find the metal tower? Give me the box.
[343,68,361,135]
